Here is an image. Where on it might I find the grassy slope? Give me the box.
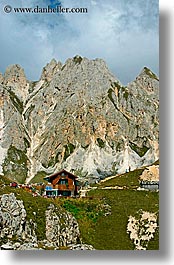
[83,167,159,250]
[55,167,159,250]
[0,175,58,241]
[98,168,144,189]
[87,189,159,250]
[0,175,105,244]
[0,165,159,250]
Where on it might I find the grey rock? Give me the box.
[0,193,92,250]
[0,73,3,84]
[40,58,62,82]
[0,56,159,183]
[0,193,37,244]
[3,64,29,102]
[0,244,14,250]
[69,244,95,250]
[45,204,81,247]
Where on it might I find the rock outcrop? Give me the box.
[45,204,80,248]
[0,56,159,183]
[0,193,37,249]
[139,165,159,182]
[0,193,94,250]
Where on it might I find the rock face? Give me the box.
[0,193,93,250]
[45,204,80,247]
[0,193,37,248]
[139,165,159,182]
[0,56,159,183]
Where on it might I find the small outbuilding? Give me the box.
[44,169,79,197]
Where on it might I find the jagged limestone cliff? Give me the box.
[0,56,159,183]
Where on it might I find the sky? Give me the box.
[0,0,159,85]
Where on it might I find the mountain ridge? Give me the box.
[0,56,159,184]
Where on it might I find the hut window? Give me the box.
[62,191,71,196]
[59,179,68,185]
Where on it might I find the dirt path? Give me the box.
[100,174,119,183]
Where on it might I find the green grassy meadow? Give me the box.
[0,166,159,250]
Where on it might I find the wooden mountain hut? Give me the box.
[44,169,79,197]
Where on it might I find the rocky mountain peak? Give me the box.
[49,55,121,100]
[129,66,159,96]
[139,67,159,80]
[3,64,27,84]
[63,55,116,76]
[40,58,62,82]
[0,56,159,184]
[2,64,29,102]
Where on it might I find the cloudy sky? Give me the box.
[0,0,159,85]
